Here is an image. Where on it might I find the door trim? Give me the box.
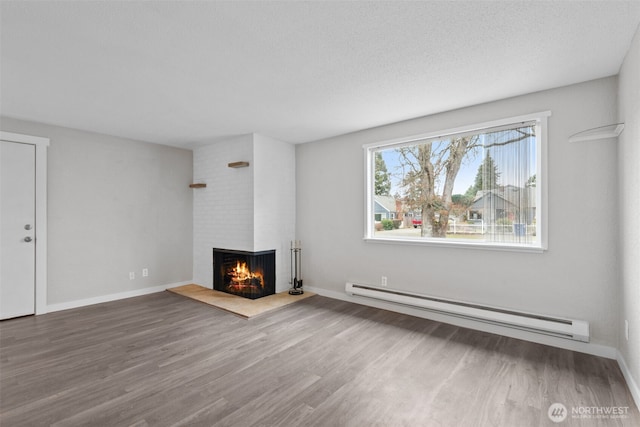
[1,131,49,315]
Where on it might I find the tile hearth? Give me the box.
[167,284,314,318]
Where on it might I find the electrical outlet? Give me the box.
[142,268,149,277]
[625,320,629,341]
[129,272,135,280]
[381,276,388,287]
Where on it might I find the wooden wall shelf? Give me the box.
[228,161,250,168]
[189,183,207,188]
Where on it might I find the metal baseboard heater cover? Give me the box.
[346,282,589,342]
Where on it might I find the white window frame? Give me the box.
[363,111,550,252]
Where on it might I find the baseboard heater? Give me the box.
[345,282,589,342]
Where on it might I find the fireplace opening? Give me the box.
[213,248,276,300]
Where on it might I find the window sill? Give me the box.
[363,236,546,253]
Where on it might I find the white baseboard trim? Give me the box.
[617,351,640,411]
[46,281,192,313]
[305,285,618,360]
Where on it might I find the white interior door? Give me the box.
[0,140,36,319]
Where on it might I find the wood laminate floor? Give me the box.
[1,292,638,426]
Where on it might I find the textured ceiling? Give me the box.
[1,1,639,147]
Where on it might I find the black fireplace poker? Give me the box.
[289,240,304,295]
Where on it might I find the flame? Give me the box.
[228,260,264,288]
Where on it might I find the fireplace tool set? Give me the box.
[289,240,304,295]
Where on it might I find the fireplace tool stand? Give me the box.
[289,240,303,295]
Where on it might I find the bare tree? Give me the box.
[398,136,479,237]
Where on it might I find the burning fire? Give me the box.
[228,260,264,288]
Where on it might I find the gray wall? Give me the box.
[0,117,193,305]
[618,24,640,398]
[296,77,620,348]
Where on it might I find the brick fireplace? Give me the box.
[192,133,295,294]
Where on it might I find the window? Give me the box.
[364,112,549,251]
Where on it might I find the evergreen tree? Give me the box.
[526,174,537,187]
[464,184,478,200]
[374,152,391,196]
[469,151,500,196]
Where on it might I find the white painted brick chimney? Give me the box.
[192,133,295,293]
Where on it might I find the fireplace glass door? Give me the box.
[213,248,276,299]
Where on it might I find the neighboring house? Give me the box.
[373,195,399,221]
[468,186,536,224]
